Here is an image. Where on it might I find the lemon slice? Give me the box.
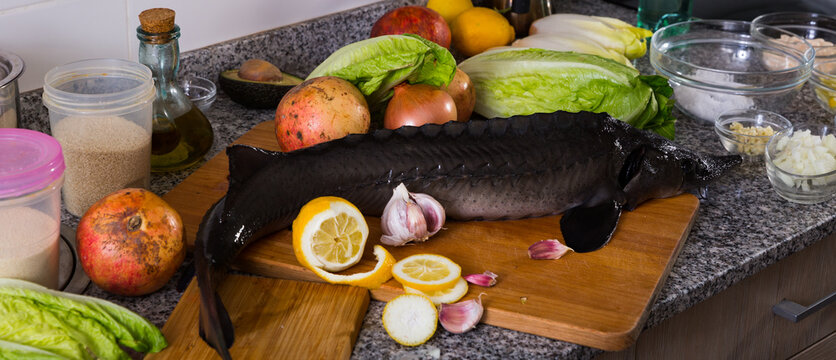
[392,254,461,292]
[403,277,468,305]
[382,294,438,346]
[292,196,369,272]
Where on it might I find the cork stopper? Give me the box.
[139,8,175,33]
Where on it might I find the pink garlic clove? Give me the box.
[463,271,498,287]
[438,294,484,334]
[411,192,446,236]
[528,239,573,260]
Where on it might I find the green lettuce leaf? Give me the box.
[458,48,676,139]
[0,279,167,356]
[307,34,457,109]
[0,339,68,360]
[0,295,117,359]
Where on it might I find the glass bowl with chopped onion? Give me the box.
[765,125,836,204]
[650,20,814,125]
[715,109,792,161]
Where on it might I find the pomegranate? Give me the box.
[77,188,184,296]
[371,6,451,49]
[275,76,370,152]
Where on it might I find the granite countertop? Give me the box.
[15,0,836,359]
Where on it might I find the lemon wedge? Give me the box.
[403,277,468,305]
[392,254,461,292]
[382,294,438,346]
[292,196,368,272]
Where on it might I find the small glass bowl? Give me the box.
[715,109,792,161]
[810,58,836,115]
[179,75,216,112]
[765,125,836,204]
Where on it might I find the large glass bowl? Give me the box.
[751,12,836,63]
[765,125,836,204]
[650,20,814,124]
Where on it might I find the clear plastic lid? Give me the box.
[0,129,65,198]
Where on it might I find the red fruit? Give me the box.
[77,188,184,296]
[371,6,451,48]
[275,76,370,152]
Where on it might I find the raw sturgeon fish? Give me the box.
[194,111,741,359]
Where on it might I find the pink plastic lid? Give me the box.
[0,129,65,198]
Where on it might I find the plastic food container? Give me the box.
[765,125,836,204]
[714,108,791,161]
[650,20,814,124]
[0,129,65,288]
[42,59,155,216]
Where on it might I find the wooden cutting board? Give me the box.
[163,121,700,351]
[145,275,369,360]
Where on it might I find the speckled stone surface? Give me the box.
[13,0,836,359]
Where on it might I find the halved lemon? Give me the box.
[292,196,368,272]
[392,254,461,292]
[403,277,468,305]
[382,294,437,346]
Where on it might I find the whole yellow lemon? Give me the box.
[451,7,515,57]
[426,0,474,24]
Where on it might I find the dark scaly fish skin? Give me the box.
[195,111,741,358]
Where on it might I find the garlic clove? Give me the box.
[380,183,446,246]
[438,294,484,334]
[411,192,446,236]
[463,271,498,287]
[528,239,573,260]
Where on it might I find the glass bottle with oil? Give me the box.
[137,8,213,172]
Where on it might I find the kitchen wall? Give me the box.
[0,0,379,92]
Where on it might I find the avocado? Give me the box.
[218,69,304,109]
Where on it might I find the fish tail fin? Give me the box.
[194,197,235,360]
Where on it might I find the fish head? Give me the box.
[620,143,741,210]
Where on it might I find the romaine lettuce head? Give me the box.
[307,34,457,110]
[458,48,675,139]
[0,279,167,356]
[0,339,67,360]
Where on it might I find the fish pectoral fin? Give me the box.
[559,199,622,253]
[227,145,282,189]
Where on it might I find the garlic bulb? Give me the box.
[380,183,446,246]
[439,294,484,334]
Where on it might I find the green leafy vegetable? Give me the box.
[0,278,167,359]
[307,34,457,110]
[0,340,67,360]
[458,48,676,139]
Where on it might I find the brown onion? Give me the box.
[443,68,475,122]
[384,83,457,130]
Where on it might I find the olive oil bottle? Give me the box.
[138,8,214,172]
